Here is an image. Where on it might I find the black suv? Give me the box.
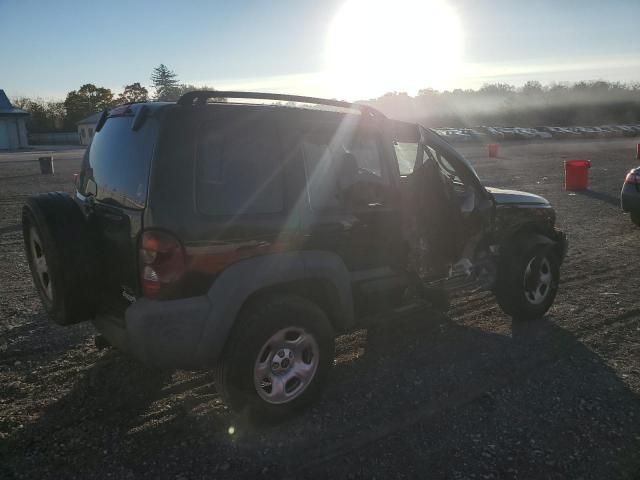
[23,92,567,420]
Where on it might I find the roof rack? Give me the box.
[176,90,382,116]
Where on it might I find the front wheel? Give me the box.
[215,295,334,422]
[495,243,560,321]
[630,212,640,227]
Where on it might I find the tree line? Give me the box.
[364,80,640,128]
[13,74,640,133]
[12,64,216,133]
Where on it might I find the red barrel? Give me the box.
[636,143,640,160]
[487,144,499,157]
[564,159,591,191]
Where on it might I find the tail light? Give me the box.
[624,170,640,184]
[139,230,185,299]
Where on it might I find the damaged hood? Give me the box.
[486,187,550,206]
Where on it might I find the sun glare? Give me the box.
[326,0,463,100]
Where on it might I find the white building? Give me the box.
[77,112,102,146]
[0,90,29,150]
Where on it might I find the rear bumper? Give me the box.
[93,295,217,369]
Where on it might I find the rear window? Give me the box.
[81,114,156,209]
[196,118,284,216]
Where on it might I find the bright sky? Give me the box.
[2,0,640,101]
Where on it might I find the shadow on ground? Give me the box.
[576,188,621,207]
[3,309,640,479]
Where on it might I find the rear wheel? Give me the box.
[630,212,640,227]
[215,295,334,422]
[22,193,98,325]
[495,242,560,321]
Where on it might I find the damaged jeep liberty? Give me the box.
[23,92,567,419]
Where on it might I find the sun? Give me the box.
[325,0,463,100]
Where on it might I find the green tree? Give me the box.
[63,84,114,128]
[12,97,67,132]
[478,83,515,95]
[118,82,149,103]
[521,81,544,95]
[46,101,66,130]
[151,64,180,101]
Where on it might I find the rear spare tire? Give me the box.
[22,192,98,325]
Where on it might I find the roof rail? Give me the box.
[176,90,382,116]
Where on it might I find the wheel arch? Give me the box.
[241,277,351,333]
[196,251,354,364]
[498,222,565,260]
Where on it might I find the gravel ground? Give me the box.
[1,140,639,479]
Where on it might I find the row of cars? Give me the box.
[435,124,640,142]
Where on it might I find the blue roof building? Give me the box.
[0,90,29,149]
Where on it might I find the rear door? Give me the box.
[78,106,159,313]
[297,115,405,308]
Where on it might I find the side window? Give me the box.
[301,133,341,210]
[196,119,284,215]
[423,143,476,212]
[302,125,389,211]
[424,144,464,187]
[394,141,419,175]
[349,132,383,177]
[393,121,421,175]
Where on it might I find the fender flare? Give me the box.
[504,229,567,262]
[196,251,354,364]
[514,232,554,252]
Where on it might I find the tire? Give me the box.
[22,192,97,325]
[215,294,334,422]
[494,242,560,321]
[630,212,640,227]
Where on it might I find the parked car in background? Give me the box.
[591,126,617,138]
[597,125,624,137]
[516,128,553,139]
[571,126,599,138]
[621,166,640,227]
[541,126,581,139]
[481,126,506,140]
[464,128,491,141]
[437,128,474,142]
[611,125,640,137]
